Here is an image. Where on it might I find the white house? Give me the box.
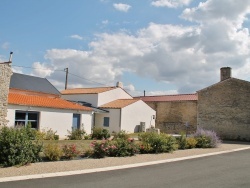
[6,73,94,139]
[61,83,156,133]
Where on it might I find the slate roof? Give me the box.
[61,87,116,95]
[10,73,60,95]
[100,99,140,109]
[135,94,198,102]
[8,90,92,111]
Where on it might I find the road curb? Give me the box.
[1,146,250,183]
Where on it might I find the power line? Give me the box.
[12,64,109,87]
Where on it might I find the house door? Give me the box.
[72,114,81,130]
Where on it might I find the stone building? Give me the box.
[0,61,12,127]
[136,94,197,134]
[197,67,250,141]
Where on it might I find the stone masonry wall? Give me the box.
[197,78,250,141]
[0,63,12,127]
[146,101,197,134]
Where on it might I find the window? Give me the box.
[15,111,39,129]
[103,117,110,127]
[72,114,81,130]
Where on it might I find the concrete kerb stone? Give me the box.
[0,146,250,183]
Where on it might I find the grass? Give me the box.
[42,140,93,153]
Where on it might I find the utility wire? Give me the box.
[12,64,110,87]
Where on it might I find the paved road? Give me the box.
[1,149,250,188]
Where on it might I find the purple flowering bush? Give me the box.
[194,128,221,148]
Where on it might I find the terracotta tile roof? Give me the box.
[61,87,116,95]
[135,93,198,102]
[100,99,140,109]
[8,92,92,111]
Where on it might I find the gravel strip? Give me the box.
[0,142,249,178]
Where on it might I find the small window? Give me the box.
[103,117,110,127]
[15,111,39,129]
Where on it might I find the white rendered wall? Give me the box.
[121,100,156,133]
[7,105,93,139]
[94,109,121,133]
[97,88,132,107]
[62,94,98,107]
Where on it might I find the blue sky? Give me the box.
[1,0,250,96]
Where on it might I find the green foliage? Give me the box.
[138,132,177,154]
[43,143,63,161]
[194,128,221,148]
[67,129,86,140]
[35,128,58,140]
[62,144,80,159]
[186,137,198,149]
[91,127,110,140]
[176,133,187,150]
[0,126,43,167]
[90,140,109,158]
[108,138,138,157]
[90,138,138,158]
[113,130,129,140]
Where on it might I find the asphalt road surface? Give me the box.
[1,149,250,188]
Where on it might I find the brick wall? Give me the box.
[146,101,197,134]
[197,78,250,141]
[0,63,12,127]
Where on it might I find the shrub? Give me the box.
[0,126,43,167]
[138,132,177,154]
[62,144,80,159]
[186,137,197,149]
[113,130,129,140]
[67,129,86,140]
[107,138,138,157]
[36,128,58,140]
[194,128,221,148]
[90,140,109,158]
[43,143,63,161]
[176,133,187,150]
[91,128,110,140]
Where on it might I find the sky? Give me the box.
[1,0,250,96]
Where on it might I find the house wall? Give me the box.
[94,109,121,133]
[145,101,197,134]
[0,63,12,127]
[98,88,132,106]
[121,100,156,133]
[197,78,250,141]
[7,105,93,139]
[62,94,98,107]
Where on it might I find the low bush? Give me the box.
[67,129,86,140]
[36,128,58,140]
[62,144,80,159]
[176,133,187,150]
[91,128,110,140]
[90,140,109,158]
[186,137,198,149]
[108,138,138,157]
[113,130,129,140]
[138,132,177,154]
[43,143,63,161]
[194,128,221,148]
[0,126,42,167]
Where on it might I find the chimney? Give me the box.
[116,81,123,88]
[220,67,231,81]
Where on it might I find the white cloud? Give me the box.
[42,0,250,94]
[113,3,131,12]
[70,35,83,40]
[152,0,193,8]
[31,62,54,77]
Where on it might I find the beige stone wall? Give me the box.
[197,78,250,141]
[0,63,12,127]
[146,101,197,134]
